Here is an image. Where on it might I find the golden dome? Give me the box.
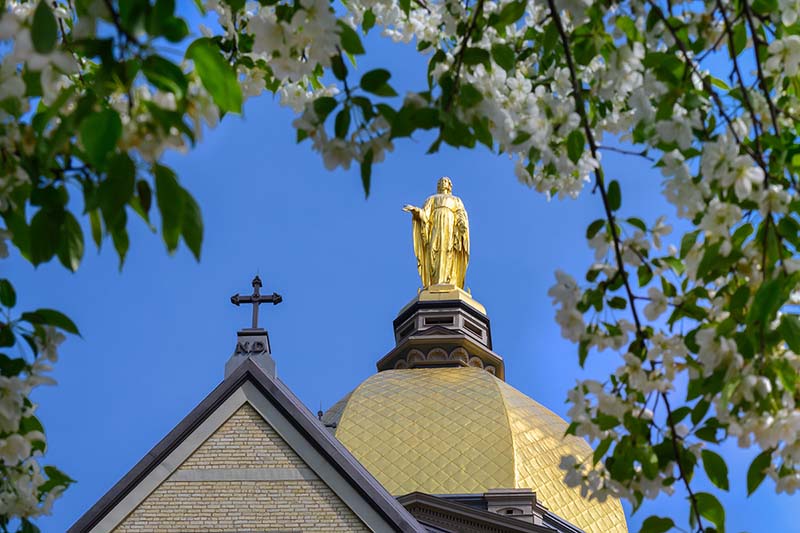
[324,367,627,533]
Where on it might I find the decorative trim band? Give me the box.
[169,467,317,482]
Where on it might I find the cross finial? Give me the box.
[230,275,283,329]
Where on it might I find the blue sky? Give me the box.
[6,9,796,532]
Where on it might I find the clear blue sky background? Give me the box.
[6,5,796,531]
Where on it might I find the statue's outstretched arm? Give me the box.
[403,204,420,216]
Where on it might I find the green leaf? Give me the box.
[593,437,612,464]
[223,0,245,12]
[608,296,627,309]
[360,69,397,97]
[491,43,515,70]
[361,148,373,197]
[639,445,660,479]
[670,406,691,424]
[567,130,585,164]
[360,69,390,91]
[607,180,621,211]
[334,108,351,139]
[627,217,647,232]
[695,424,719,443]
[89,209,102,248]
[143,56,188,98]
[732,22,747,56]
[101,153,136,213]
[362,9,376,31]
[313,96,338,122]
[747,278,783,325]
[79,109,122,168]
[110,222,130,269]
[155,165,185,252]
[0,280,16,308]
[778,314,800,353]
[747,450,771,495]
[691,399,710,425]
[472,116,493,148]
[462,48,490,67]
[145,0,188,43]
[542,22,559,56]
[694,492,725,533]
[459,84,482,108]
[338,22,365,55]
[186,38,242,113]
[39,466,75,495]
[22,309,80,335]
[658,257,683,275]
[20,415,44,435]
[586,219,605,239]
[136,180,152,218]
[32,1,58,54]
[701,449,729,491]
[399,0,410,15]
[639,516,674,533]
[774,357,797,394]
[615,16,639,41]
[0,354,26,374]
[578,338,589,366]
[159,17,189,43]
[29,209,61,265]
[752,0,778,14]
[710,76,730,91]
[119,0,148,33]
[637,264,653,287]
[495,1,525,27]
[23,69,43,98]
[56,212,84,272]
[331,54,348,81]
[181,190,203,261]
[680,230,700,258]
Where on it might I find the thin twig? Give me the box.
[101,0,140,49]
[597,145,655,162]
[741,0,781,139]
[713,0,767,164]
[445,0,485,111]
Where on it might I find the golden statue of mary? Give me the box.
[403,177,470,289]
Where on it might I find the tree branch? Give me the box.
[547,2,707,529]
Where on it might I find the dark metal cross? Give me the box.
[230,276,283,329]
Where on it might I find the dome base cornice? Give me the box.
[384,285,503,378]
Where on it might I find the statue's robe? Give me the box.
[411,193,470,288]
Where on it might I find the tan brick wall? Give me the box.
[180,403,307,470]
[113,480,370,532]
[112,404,369,532]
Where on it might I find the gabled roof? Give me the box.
[69,358,425,533]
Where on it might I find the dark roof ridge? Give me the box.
[69,358,424,533]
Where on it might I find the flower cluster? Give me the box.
[0,305,73,525]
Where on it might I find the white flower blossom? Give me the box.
[766,35,800,76]
[644,287,668,321]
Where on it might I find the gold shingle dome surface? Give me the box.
[323,367,628,533]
